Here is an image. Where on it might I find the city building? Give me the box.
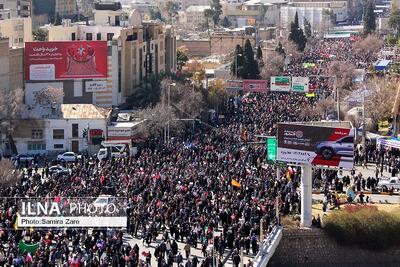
[33,2,176,107]
[0,0,31,18]
[182,5,211,29]
[12,104,111,155]
[55,0,78,19]
[0,38,24,91]
[281,1,348,33]
[0,17,32,47]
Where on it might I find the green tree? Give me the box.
[389,4,400,36]
[33,28,47,41]
[204,9,214,30]
[363,0,376,35]
[256,45,263,60]
[275,42,285,55]
[243,39,260,79]
[166,1,179,23]
[211,0,223,26]
[231,44,244,78]
[177,50,189,71]
[222,16,231,28]
[304,18,312,38]
[288,12,307,51]
[149,7,163,21]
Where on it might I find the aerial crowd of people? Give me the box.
[0,36,390,266]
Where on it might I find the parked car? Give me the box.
[57,152,81,162]
[315,136,354,160]
[12,154,34,163]
[377,177,400,192]
[48,166,71,175]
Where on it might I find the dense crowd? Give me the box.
[0,36,384,266]
[0,92,314,266]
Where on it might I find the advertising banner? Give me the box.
[270,76,291,91]
[86,80,108,93]
[25,41,108,81]
[225,80,243,92]
[291,77,309,92]
[277,123,354,169]
[243,80,268,93]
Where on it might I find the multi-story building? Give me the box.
[32,2,176,107]
[56,0,78,18]
[12,104,111,155]
[0,17,32,47]
[0,0,31,18]
[182,5,211,29]
[281,1,348,32]
[0,38,23,91]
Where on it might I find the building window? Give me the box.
[107,33,114,41]
[31,130,43,139]
[54,144,63,149]
[86,33,93,40]
[0,4,4,9]
[71,32,76,40]
[18,25,23,31]
[28,142,46,151]
[53,129,64,139]
[97,33,101,40]
[18,38,23,43]
[72,124,79,138]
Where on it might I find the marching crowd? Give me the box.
[0,36,385,266]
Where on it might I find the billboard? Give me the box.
[225,80,243,92]
[271,76,291,91]
[291,77,309,92]
[243,79,268,93]
[25,41,108,81]
[277,123,354,169]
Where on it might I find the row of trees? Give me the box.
[230,40,262,79]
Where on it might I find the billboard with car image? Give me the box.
[277,123,354,169]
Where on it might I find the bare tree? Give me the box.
[134,79,205,138]
[0,88,25,154]
[281,39,302,62]
[365,77,398,126]
[0,159,21,187]
[315,96,336,119]
[327,61,356,93]
[261,51,284,80]
[33,86,64,107]
[352,35,384,56]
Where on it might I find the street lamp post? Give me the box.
[235,53,242,79]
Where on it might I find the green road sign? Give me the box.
[266,137,277,161]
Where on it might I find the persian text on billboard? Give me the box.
[276,123,354,169]
[25,41,108,81]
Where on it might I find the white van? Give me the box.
[97,143,129,161]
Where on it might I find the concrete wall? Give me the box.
[210,35,255,55]
[177,39,211,57]
[269,228,400,267]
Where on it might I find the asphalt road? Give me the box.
[313,193,400,204]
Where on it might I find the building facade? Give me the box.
[0,0,31,18]
[43,3,176,105]
[0,38,23,91]
[0,17,32,47]
[13,104,110,155]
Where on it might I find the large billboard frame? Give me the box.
[276,123,354,169]
[25,41,108,81]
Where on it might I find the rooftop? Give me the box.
[186,5,211,12]
[60,104,111,119]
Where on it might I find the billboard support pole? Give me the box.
[300,165,312,228]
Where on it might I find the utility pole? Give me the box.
[362,91,366,167]
[334,76,340,121]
